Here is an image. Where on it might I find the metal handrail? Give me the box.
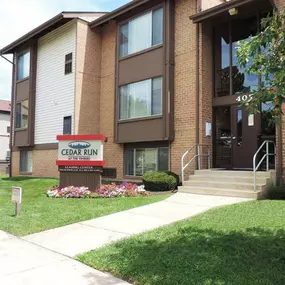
[181,144,211,185]
[253,140,276,192]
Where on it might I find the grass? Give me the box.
[78,200,285,285]
[0,176,170,236]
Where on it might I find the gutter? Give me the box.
[0,54,13,65]
[89,0,150,28]
[0,13,64,54]
[190,0,273,23]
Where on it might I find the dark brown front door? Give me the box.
[231,105,261,169]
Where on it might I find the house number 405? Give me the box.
[236,94,253,103]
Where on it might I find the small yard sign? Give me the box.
[12,187,22,203]
[12,186,22,216]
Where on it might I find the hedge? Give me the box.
[143,171,177,192]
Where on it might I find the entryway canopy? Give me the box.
[190,0,275,23]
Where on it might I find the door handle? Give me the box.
[232,136,236,140]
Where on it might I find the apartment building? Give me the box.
[0,100,10,173]
[0,0,283,189]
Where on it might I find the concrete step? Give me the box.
[178,186,261,199]
[188,175,268,184]
[194,170,271,178]
[183,180,265,191]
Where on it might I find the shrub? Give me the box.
[266,185,285,200]
[163,171,180,189]
[143,171,177,192]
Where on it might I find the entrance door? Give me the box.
[231,105,261,169]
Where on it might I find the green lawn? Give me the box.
[0,176,169,236]
[78,200,285,285]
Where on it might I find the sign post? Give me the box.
[12,187,22,216]
[56,135,105,190]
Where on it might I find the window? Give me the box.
[65,53,73,75]
[125,147,168,176]
[215,15,258,97]
[237,109,243,146]
[119,7,163,57]
[119,77,162,120]
[15,100,28,129]
[6,150,10,161]
[7,126,10,133]
[17,51,30,80]
[63,116,72,134]
[20,151,33,173]
[261,101,275,137]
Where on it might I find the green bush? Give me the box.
[163,171,180,189]
[266,185,285,200]
[143,172,177,192]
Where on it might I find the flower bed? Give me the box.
[46,182,149,199]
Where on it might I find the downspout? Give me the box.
[1,54,14,177]
[196,23,200,168]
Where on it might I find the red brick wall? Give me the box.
[170,0,197,178]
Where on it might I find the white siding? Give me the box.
[35,21,76,144]
[0,112,10,161]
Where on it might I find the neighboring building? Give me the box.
[0,0,284,188]
[0,100,11,173]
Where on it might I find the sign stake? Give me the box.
[15,203,22,216]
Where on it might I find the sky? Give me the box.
[0,0,131,101]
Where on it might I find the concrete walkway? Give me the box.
[0,230,130,285]
[23,193,252,257]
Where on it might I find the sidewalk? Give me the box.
[23,193,251,257]
[0,230,130,285]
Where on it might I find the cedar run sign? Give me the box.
[56,135,105,166]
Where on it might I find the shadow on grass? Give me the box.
[82,227,285,285]
[2,176,57,182]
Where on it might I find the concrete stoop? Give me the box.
[179,170,276,199]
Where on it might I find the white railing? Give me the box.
[181,144,211,185]
[253,140,276,192]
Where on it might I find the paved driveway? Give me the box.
[23,193,252,257]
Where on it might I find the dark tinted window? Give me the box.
[63,116,72,134]
[65,53,72,75]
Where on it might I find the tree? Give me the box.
[236,8,285,124]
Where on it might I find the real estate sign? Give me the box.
[56,135,105,166]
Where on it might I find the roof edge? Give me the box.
[0,12,64,55]
[89,0,150,28]
[190,0,269,23]
[0,11,105,55]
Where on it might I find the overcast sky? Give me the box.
[0,0,131,101]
